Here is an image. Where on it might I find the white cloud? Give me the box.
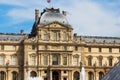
[0,0,120,37]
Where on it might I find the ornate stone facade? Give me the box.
[0,8,120,80]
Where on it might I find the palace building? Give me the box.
[0,7,120,80]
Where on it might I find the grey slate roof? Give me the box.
[83,36,120,44]
[0,33,25,41]
[101,61,120,80]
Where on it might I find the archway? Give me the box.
[12,71,18,80]
[73,71,79,80]
[0,71,6,80]
[52,71,59,80]
[99,72,104,80]
[30,71,37,77]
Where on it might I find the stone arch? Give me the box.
[99,71,104,80]
[73,71,79,80]
[0,71,6,80]
[30,71,37,77]
[88,71,94,80]
[12,71,18,80]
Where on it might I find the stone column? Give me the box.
[50,70,52,80]
[60,54,62,65]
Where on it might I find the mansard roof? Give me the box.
[101,61,120,80]
[84,36,120,44]
[0,33,25,41]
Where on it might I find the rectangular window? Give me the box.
[31,55,36,65]
[12,56,17,65]
[1,45,4,50]
[64,46,67,51]
[88,47,91,52]
[99,48,102,52]
[53,30,60,41]
[32,45,35,50]
[0,56,4,65]
[44,56,48,65]
[52,55,59,65]
[63,57,67,65]
[75,46,78,51]
[74,57,79,66]
[109,48,112,53]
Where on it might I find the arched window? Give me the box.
[73,56,79,66]
[30,71,37,77]
[0,56,5,65]
[73,71,79,80]
[108,56,113,66]
[52,55,59,65]
[0,71,5,80]
[12,71,18,80]
[98,56,103,67]
[88,72,94,80]
[99,72,104,80]
[88,55,92,66]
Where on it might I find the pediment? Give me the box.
[39,22,73,30]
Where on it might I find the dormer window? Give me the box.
[44,31,49,40]
[53,30,60,41]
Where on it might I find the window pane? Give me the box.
[44,56,48,65]
[52,55,58,65]
[0,56,4,65]
[12,56,17,65]
[74,57,78,66]
[63,57,67,65]
[31,56,36,65]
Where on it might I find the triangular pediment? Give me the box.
[39,22,73,30]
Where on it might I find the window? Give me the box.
[31,55,36,65]
[12,71,18,80]
[12,56,17,65]
[63,32,68,41]
[64,71,67,73]
[109,58,113,66]
[88,47,91,52]
[1,45,4,50]
[44,31,49,40]
[64,46,67,51]
[53,30,60,41]
[63,57,67,65]
[75,46,78,51]
[88,56,92,66]
[0,71,5,80]
[0,56,5,65]
[98,56,103,67]
[44,56,48,65]
[74,56,79,66]
[44,70,47,73]
[32,45,35,50]
[88,72,94,80]
[52,55,59,65]
[44,77,47,80]
[13,46,16,50]
[99,48,101,52]
[63,77,67,80]
[45,45,48,50]
[99,72,104,80]
[109,48,112,53]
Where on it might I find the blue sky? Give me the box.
[0,0,120,37]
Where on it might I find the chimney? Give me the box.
[35,9,39,22]
[20,30,24,34]
[62,11,66,16]
[74,33,77,37]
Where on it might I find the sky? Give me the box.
[0,0,120,37]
